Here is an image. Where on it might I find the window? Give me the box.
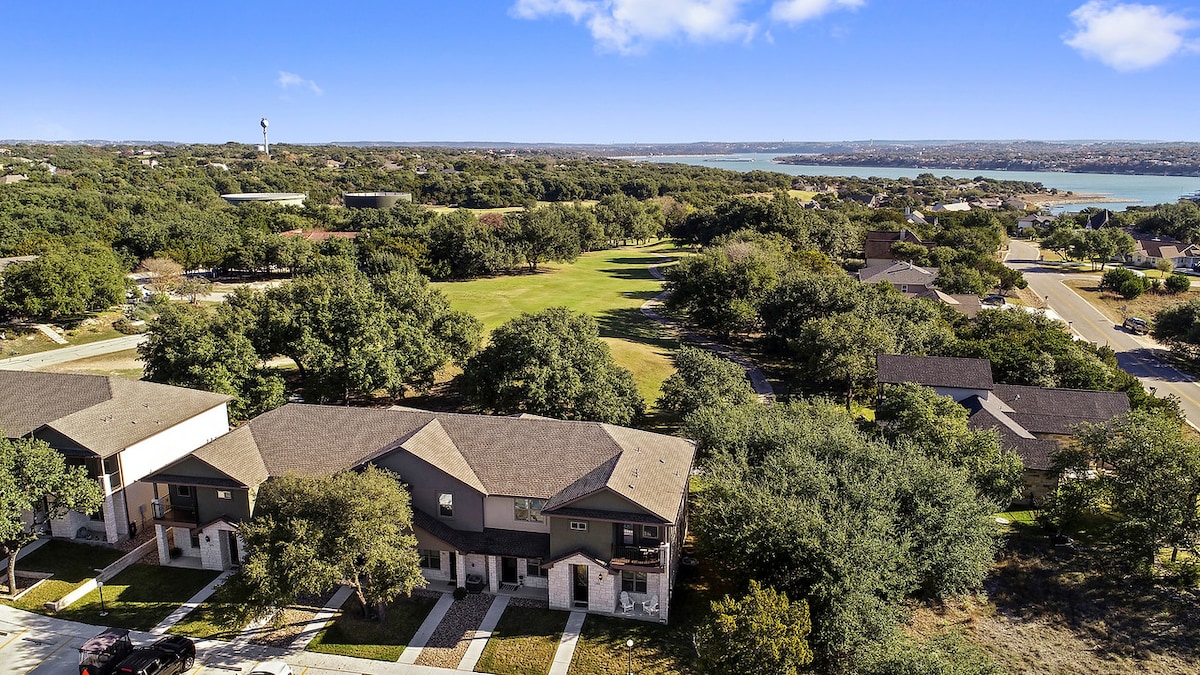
[569,521,588,531]
[642,525,660,541]
[419,549,441,569]
[216,490,232,500]
[621,571,647,593]
[438,493,454,518]
[622,524,634,545]
[526,558,548,577]
[514,498,545,522]
[177,485,192,497]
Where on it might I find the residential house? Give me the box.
[0,255,38,274]
[0,372,231,543]
[148,404,696,623]
[1125,230,1200,269]
[931,201,971,213]
[903,208,929,226]
[0,175,28,185]
[1016,214,1055,235]
[863,229,937,266]
[857,261,982,317]
[876,354,1129,503]
[1083,209,1113,231]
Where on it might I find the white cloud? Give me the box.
[769,0,863,24]
[512,0,758,53]
[277,71,323,95]
[1064,2,1197,71]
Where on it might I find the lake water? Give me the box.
[628,153,1200,213]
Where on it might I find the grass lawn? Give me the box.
[475,606,569,674]
[0,312,127,360]
[42,347,144,380]
[56,564,220,631]
[433,242,683,404]
[307,594,438,661]
[1062,279,1200,325]
[167,577,250,640]
[2,541,125,612]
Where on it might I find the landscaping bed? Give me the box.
[414,593,493,669]
[2,540,125,612]
[474,605,569,674]
[307,592,438,661]
[55,564,219,630]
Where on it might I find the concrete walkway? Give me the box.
[34,324,68,345]
[150,570,233,635]
[548,610,587,675]
[291,584,355,649]
[398,593,455,664]
[640,252,775,402]
[456,595,508,672]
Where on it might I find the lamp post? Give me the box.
[93,568,108,617]
[626,638,634,675]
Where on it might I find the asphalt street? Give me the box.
[0,334,146,371]
[1006,239,1200,426]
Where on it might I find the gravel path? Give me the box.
[414,594,494,669]
[640,252,775,402]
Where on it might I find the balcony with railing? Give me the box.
[151,494,199,528]
[611,544,665,569]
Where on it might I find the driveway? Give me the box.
[1006,239,1200,426]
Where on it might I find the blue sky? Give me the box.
[6,1,1199,143]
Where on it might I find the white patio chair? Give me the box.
[619,591,635,614]
[642,594,659,615]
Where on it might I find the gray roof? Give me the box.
[413,510,550,559]
[0,372,230,457]
[159,404,695,523]
[993,384,1130,434]
[857,261,940,287]
[962,395,1060,471]
[876,354,994,390]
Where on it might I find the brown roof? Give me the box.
[159,404,695,523]
[0,372,230,457]
[864,229,936,262]
[877,354,994,390]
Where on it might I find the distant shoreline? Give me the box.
[1016,192,1136,207]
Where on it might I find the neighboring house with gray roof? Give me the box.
[877,354,1129,503]
[148,403,696,623]
[857,261,939,294]
[0,372,231,543]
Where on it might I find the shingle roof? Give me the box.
[863,230,935,261]
[161,404,695,523]
[877,354,994,390]
[992,384,1130,434]
[0,372,230,457]
[413,509,550,559]
[857,261,940,287]
[961,396,1060,470]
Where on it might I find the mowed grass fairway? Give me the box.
[433,242,684,406]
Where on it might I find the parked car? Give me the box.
[981,294,1007,306]
[1122,317,1150,334]
[79,628,134,675]
[114,636,195,675]
[249,662,293,675]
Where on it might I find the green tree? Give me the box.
[890,241,929,264]
[1155,257,1175,277]
[656,346,757,418]
[460,307,643,424]
[1054,410,1200,572]
[696,580,814,675]
[239,466,424,621]
[0,436,104,597]
[139,302,285,421]
[1166,272,1191,294]
[0,246,127,320]
[1154,297,1200,361]
[876,384,1024,506]
[506,206,581,270]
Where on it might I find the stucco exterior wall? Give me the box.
[119,404,230,483]
[483,496,551,533]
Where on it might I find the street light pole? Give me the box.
[626,638,633,675]
[94,569,108,617]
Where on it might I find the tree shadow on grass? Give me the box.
[596,307,679,351]
[599,266,657,281]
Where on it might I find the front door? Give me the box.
[449,552,458,581]
[572,564,589,606]
[226,531,240,567]
[501,557,518,585]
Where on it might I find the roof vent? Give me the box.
[628,484,635,489]
[633,469,640,478]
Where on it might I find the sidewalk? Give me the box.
[456,595,508,671]
[548,610,586,675]
[398,593,455,664]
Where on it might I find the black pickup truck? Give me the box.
[113,636,196,675]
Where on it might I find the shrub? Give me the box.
[1166,273,1192,294]
[169,547,183,558]
[112,317,146,335]
[1119,277,1146,300]
[1101,267,1140,294]
[453,586,468,601]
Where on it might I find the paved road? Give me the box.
[0,334,146,371]
[1007,240,1200,426]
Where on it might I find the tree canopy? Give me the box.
[656,346,757,419]
[696,580,814,675]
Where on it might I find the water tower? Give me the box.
[260,118,269,157]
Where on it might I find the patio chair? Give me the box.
[619,591,635,614]
[642,594,659,615]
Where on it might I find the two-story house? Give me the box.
[0,371,231,543]
[147,404,696,622]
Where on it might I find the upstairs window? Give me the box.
[570,521,588,531]
[514,498,546,522]
[216,490,232,500]
[438,492,454,518]
[642,525,660,541]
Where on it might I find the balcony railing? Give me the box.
[612,545,663,568]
